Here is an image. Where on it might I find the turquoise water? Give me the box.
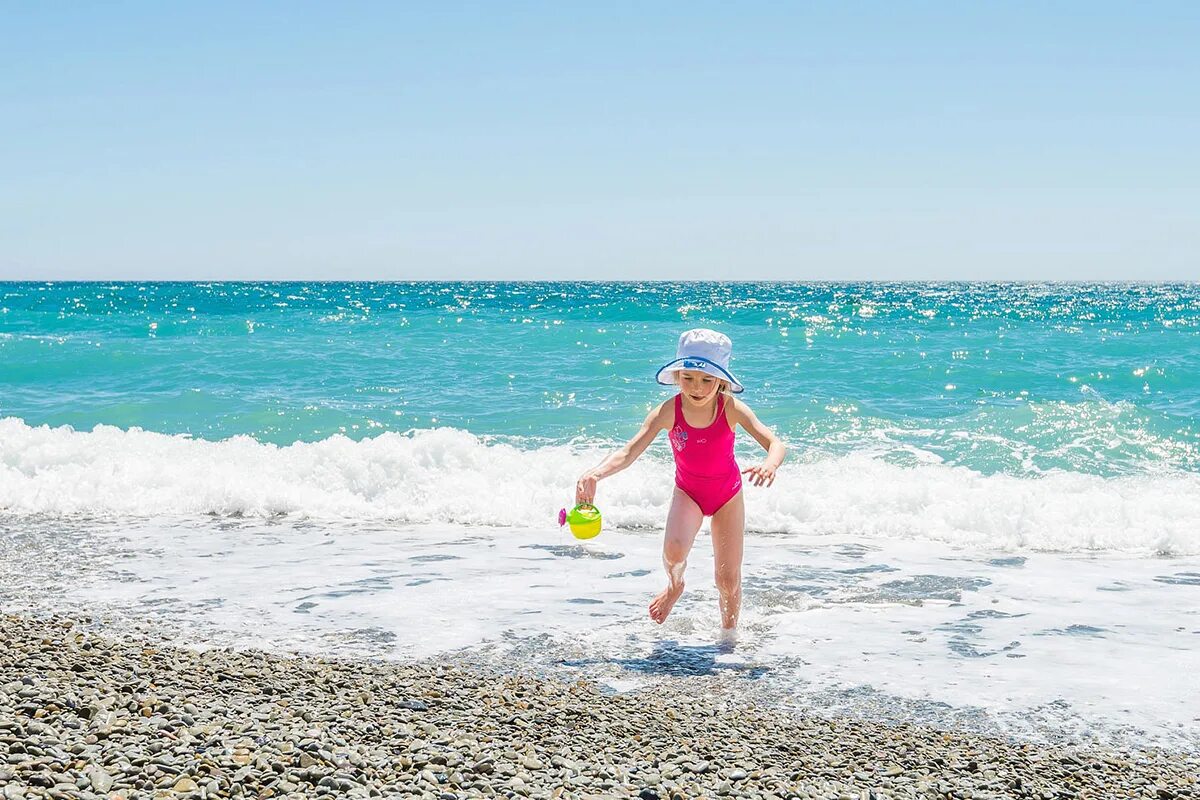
[3,281,1198,477]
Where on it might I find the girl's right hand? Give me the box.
[575,472,599,504]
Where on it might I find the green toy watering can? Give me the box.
[558,503,603,540]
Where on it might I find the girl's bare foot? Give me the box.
[717,625,738,648]
[648,581,684,623]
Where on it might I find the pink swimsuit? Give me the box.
[668,393,742,516]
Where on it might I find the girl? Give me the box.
[575,328,786,631]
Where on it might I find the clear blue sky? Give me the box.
[2,2,1197,281]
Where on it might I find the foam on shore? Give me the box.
[3,417,1199,555]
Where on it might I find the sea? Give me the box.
[2,281,1198,751]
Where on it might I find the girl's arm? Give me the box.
[730,398,787,487]
[576,402,671,503]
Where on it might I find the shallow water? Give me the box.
[2,516,1196,751]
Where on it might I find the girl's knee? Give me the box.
[663,542,690,566]
[663,532,696,563]
[715,570,741,596]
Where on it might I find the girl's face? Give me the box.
[678,370,721,406]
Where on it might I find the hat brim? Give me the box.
[655,356,744,393]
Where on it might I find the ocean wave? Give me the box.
[2,417,1197,555]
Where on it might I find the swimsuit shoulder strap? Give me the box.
[673,393,683,426]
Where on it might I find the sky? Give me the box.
[2,2,1197,281]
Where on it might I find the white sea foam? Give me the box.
[2,417,1198,555]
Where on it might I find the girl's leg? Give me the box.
[649,488,704,624]
[710,490,745,630]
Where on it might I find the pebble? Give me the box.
[86,767,113,792]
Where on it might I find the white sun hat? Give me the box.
[655,328,744,393]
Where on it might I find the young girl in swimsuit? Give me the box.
[575,329,786,631]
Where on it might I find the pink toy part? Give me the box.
[557,508,567,526]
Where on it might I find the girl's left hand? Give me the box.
[741,464,777,487]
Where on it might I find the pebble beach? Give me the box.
[1,613,1196,800]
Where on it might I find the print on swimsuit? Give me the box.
[670,425,688,452]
